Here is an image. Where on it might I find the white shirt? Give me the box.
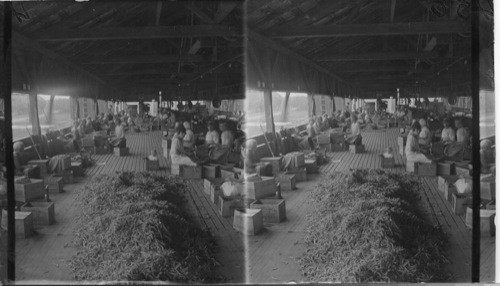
[441,127,456,142]
[115,124,125,139]
[221,130,234,147]
[183,129,195,148]
[419,126,431,145]
[205,130,220,145]
[351,122,361,136]
[170,136,184,161]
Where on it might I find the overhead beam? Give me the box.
[247,29,345,83]
[182,2,215,24]
[13,31,107,86]
[315,51,444,61]
[336,65,428,73]
[214,2,239,23]
[81,54,206,64]
[35,25,241,41]
[269,21,470,38]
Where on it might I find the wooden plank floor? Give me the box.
[248,127,492,283]
[16,131,245,283]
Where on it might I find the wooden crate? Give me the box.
[480,178,495,200]
[260,157,283,175]
[27,159,50,177]
[276,173,296,191]
[202,164,221,179]
[329,133,345,145]
[415,162,437,177]
[246,177,277,200]
[81,136,95,148]
[437,161,456,176]
[203,179,215,196]
[21,201,55,225]
[219,196,235,217]
[349,144,365,154]
[114,147,129,156]
[93,146,111,155]
[452,193,471,215]
[455,164,471,177]
[438,175,460,199]
[43,175,63,193]
[304,159,318,174]
[71,161,84,177]
[379,155,395,168]
[398,136,407,156]
[250,198,286,223]
[288,152,305,168]
[317,134,330,144]
[405,160,415,172]
[55,169,74,185]
[220,169,236,180]
[287,167,307,182]
[15,179,45,203]
[255,162,273,176]
[146,160,160,171]
[466,208,496,237]
[233,208,263,235]
[486,201,495,210]
[330,143,344,152]
[1,210,34,238]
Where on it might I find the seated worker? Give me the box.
[480,139,495,173]
[291,127,315,150]
[147,150,159,161]
[418,119,432,148]
[313,117,322,134]
[342,112,352,133]
[204,121,220,147]
[405,121,433,165]
[170,125,197,167]
[70,121,81,152]
[241,139,258,174]
[109,118,126,148]
[182,121,196,151]
[220,121,234,149]
[441,118,456,145]
[345,114,362,145]
[444,118,470,160]
[306,118,316,138]
[13,142,39,177]
[209,121,234,164]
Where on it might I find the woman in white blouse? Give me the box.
[170,125,197,166]
[441,118,456,145]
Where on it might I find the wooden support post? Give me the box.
[308,93,316,116]
[281,91,290,122]
[28,92,42,138]
[94,98,99,117]
[45,95,54,125]
[263,89,275,134]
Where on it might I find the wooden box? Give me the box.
[250,198,286,223]
[178,165,202,179]
[43,175,63,193]
[349,144,365,154]
[255,162,273,176]
[289,152,305,168]
[219,196,235,217]
[437,161,456,176]
[203,178,215,196]
[318,143,332,152]
[452,193,471,215]
[202,164,221,179]
[246,177,277,200]
[330,143,344,152]
[260,157,283,175]
[380,155,395,168]
[220,169,236,180]
[15,179,45,203]
[21,201,55,225]
[287,167,307,182]
[415,162,437,177]
[305,159,318,174]
[71,161,84,177]
[456,164,471,177]
[27,159,50,177]
[55,169,74,185]
[329,133,345,145]
[114,147,129,156]
[56,155,71,172]
[276,173,296,191]
[1,210,34,238]
[438,175,459,199]
[233,208,263,235]
[465,207,496,237]
[146,159,160,171]
[486,201,496,210]
[210,187,222,204]
[480,178,495,200]
[317,134,330,144]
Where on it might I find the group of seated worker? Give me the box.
[405,117,472,166]
[13,141,40,177]
[170,120,238,166]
